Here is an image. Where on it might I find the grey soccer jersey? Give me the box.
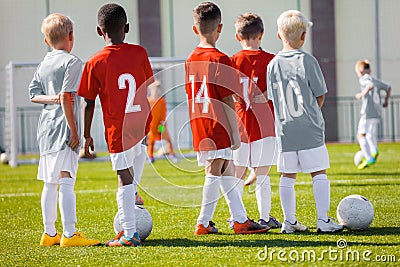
[359,74,390,119]
[29,50,82,156]
[267,49,327,152]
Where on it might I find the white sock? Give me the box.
[59,178,76,238]
[117,184,136,237]
[197,176,221,227]
[133,145,147,185]
[41,182,58,236]
[220,176,247,223]
[359,136,373,161]
[256,175,271,222]
[279,177,296,224]
[312,174,330,221]
[237,178,244,196]
[365,133,378,155]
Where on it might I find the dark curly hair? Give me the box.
[98,3,127,33]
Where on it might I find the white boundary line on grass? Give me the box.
[0,188,115,198]
[0,177,398,198]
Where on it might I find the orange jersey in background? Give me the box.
[148,97,167,140]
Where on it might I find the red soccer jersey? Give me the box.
[78,43,154,153]
[185,47,240,151]
[231,49,275,143]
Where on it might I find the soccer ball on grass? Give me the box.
[336,194,374,230]
[113,205,153,240]
[0,153,9,165]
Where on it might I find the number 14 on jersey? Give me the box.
[189,75,210,113]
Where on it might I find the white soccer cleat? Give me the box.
[281,220,308,234]
[317,217,344,233]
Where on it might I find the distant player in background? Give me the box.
[231,13,281,229]
[147,80,178,163]
[267,10,343,233]
[78,3,154,246]
[354,59,391,170]
[29,13,100,247]
[186,2,269,235]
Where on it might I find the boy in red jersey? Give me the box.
[186,2,268,235]
[231,13,282,229]
[78,3,154,246]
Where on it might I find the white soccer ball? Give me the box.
[337,194,374,230]
[0,153,9,164]
[113,205,153,240]
[353,150,364,166]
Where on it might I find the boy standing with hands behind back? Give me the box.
[78,3,154,246]
[267,10,343,233]
[29,13,100,247]
[231,13,281,229]
[186,2,268,235]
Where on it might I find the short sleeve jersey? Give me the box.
[267,50,327,152]
[185,47,239,151]
[359,74,390,119]
[231,50,275,143]
[28,50,82,156]
[78,43,154,153]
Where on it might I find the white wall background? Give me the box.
[0,0,398,107]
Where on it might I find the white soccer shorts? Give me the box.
[197,147,233,166]
[110,141,143,171]
[277,144,330,174]
[233,137,277,167]
[38,146,79,184]
[357,117,380,135]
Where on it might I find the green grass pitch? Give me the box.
[0,143,399,266]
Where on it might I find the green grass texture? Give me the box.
[0,143,399,266]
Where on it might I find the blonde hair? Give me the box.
[41,13,73,46]
[277,10,312,43]
[355,59,370,73]
[235,13,263,40]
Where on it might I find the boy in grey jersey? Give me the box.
[29,13,99,247]
[354,59,391,170]
[267,10,343,233]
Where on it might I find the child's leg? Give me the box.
[220,160,247,223]
[254,166,272,222]
[41,182,58,236]
[117,168,136,238]
[234,165,247,196]
[365,119,379,155]
[197,175,221,227]
[59,173,76,238]
[311,170,329,221]
[147,134,156,160]
[358,134,373,160]
[357,118,373,160]
[163,128,175,156]
[133,144,147,185]
[279,175,297,224]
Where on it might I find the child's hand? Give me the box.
[67,131,80,151]
[355,93,363,100]
[231,134,240,150]
[252,93,268,104]
[383,100,389,107]
[83,136,95,159]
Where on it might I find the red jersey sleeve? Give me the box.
[214,55,240,100]
[78,60,100,100]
